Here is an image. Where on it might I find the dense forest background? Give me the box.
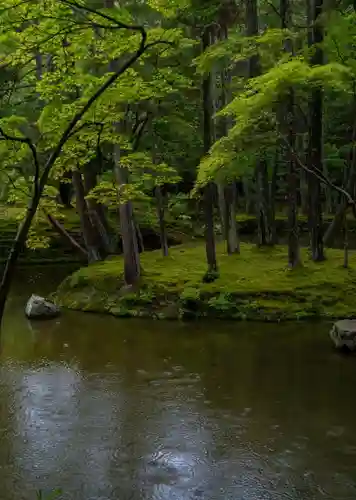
[0,0,355,321]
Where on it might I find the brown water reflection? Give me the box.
[0,268,355,499]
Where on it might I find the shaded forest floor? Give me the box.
[0,204,355,265]
[55,243,356,321]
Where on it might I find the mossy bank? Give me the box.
[54,243,356,321]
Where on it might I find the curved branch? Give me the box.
[59,0,146,36]
[0,127,40,194]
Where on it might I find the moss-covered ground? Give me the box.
[55,243,356,321]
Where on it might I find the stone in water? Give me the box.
[25,294,60,320]
[330,320,356,351]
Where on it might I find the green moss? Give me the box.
[55,242,356,321]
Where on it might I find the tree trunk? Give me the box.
[114,146,140,286]
[307,0,325,261]
[224,183,240,254]
[220,24,240,254]
[134,216,145,253]
[155,185,169,257]
[343,210,349,268]
[281,0,300,267]
[72,170,102,263]
[83,162,112,255]
[256,158,273,246]
[243,178,255,214]
[270,150,279,244]
[202,26,218,273]
[286,91,301,267]
[246,0,273,246]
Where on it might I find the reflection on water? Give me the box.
[0,268,355,499]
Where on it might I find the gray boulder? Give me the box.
[330,320,356,351]
[25,294,60,320]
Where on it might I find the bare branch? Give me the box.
[43,208,88,259]
[59,0,146,36]
[282,135,356,207]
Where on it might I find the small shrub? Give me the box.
[179,287,201,312]
[208,292,234,313]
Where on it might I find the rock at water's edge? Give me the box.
[330,320,356,351]
[25,294,60,320]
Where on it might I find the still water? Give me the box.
[0,267,355,499]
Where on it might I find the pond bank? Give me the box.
[55,243,356,321]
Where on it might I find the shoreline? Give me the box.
[54,243,356,322]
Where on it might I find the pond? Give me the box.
[0,267,356,499]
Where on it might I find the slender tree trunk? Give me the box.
[244,178,254,214]
[104,0,140,284]
[281,0,300,267]
[83,162,112,255]
[307,0,325,261]
[217,183,226,237]
[224,183,240,254]
[256,158,273,246]
[72,170,102,263]
[286,91,301,267]
[114,146,140,285]
[220,24,240,253]
[246,0,273,246]
[343,210,349,268]
[133,215,145,253]
[202,26,218,273]
[270,149,279,244]
[155,185,169,257]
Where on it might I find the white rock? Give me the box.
[25,294,60,320]
[330,320,356,351]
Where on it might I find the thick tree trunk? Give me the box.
[307,0,325,261]
[155,185,169,257]
[202,26,218,273]
[72,170,102,263]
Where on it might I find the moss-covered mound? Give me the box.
[55,243,356,321]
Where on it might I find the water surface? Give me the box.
[0,268,355,499]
